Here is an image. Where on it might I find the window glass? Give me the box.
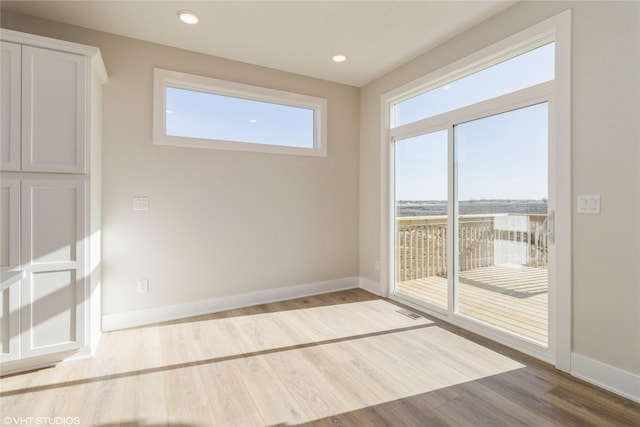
[153,68,327,156]
[395,43,554,126]
[166,87,315,149]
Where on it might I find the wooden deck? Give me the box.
[396,264,548,343]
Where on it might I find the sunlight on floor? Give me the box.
[0,298,525,426]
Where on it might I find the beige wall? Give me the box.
[360,1,639,375]
[1,11,360,315]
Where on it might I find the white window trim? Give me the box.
[153,68,327,157]
[379,10,571,371]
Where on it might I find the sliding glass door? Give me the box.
[386,12,575,366]
[393,104,550,346]
[455,103,549,344]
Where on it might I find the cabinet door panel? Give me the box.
[21,46,86,173]
[30,270,76,348]
[20,179,85,357]
[1,178,20,270]
[21,269,82,357]
[31,186,78,264]
[0,283,20,362]
[22,179,84,270]
[1,178,20,362]
[1,42,21,171]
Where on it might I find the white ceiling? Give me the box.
[1,1,517,87]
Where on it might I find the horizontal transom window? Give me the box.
[394,42,555,127]
[153,68,327,156]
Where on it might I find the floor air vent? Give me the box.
[396,309,422,320]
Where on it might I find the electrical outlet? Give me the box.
[138,279,149,293]
[375,260,380,271]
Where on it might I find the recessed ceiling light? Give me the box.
[332,53,347,63]
[177,10,199,25]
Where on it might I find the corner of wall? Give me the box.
[358,277,384,296]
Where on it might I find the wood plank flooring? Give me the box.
[397,264,548,343]
[1,289,638,426]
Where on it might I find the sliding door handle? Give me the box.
[545,210,555,244]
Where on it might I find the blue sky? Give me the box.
[395,43,554,126]
[457,102,548,200]
[395,43,553,201]
[395,103,548,201]
[166,87,314,148]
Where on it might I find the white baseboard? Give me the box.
[359,277,384,296]
[102,276,359,331]
[571,352,640,403]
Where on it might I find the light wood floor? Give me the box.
[397,264,548,343]
[1,289,638,426]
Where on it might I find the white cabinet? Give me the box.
[1,178,87,363]
[2,42,87,173]
[0,29,107,374]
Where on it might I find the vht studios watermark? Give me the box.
[2,416,80,426]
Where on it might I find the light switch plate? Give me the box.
[133,196,149,211]
[138,279,149,293]
[577,195,600,214]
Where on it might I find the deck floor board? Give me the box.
[396,264,548,343]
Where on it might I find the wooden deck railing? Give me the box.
[396,214,547,282]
